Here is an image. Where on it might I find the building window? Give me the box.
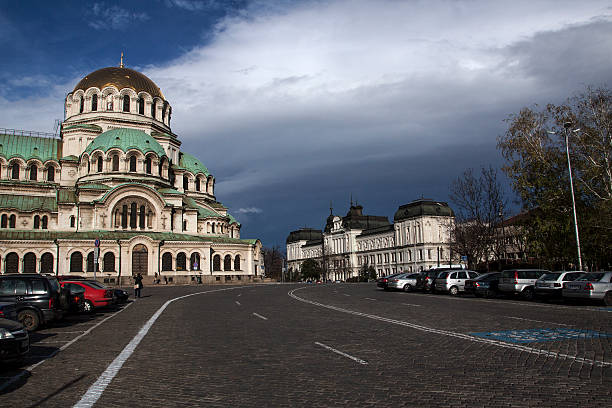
[41,252,54,274]
[183,175,188,191]
[103,252,115,272]
[234,255,240,271]
[5,252,19,273]
[130,203,137,228]
[151,100,156,118]
[97,156,103,172]
[47,166,55,182]
[87,251,98,272]
[70,215,75,228]
[123,95,130,112]
[112,155,119,171]
[195,178,200,191]
[224,255,232,271]
[162,253,173,271]
[106,96,113,110]
[92,94,98,111]
[129,156,137,172]
[29,166,37,181]
[190,253,200,271]
[11,162,19,179]
[23,252,36,273]
[176,252,186,270]
[121,204,128,228]
[9,214,15,228]
[213,254,221,271]
[138,97,144,115]
[1,214,7,228]
[34,215,40,229]
[41,215,48,229]
[70,252,83,272]
[79,97,84,113]
[145,157,151,174]
[139,205,145,229]
[183,220,187,231]
[428,249,432,260]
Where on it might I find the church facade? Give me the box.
[287,199,455,280]
[0,63,262,284]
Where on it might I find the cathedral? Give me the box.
[0,60,262,284]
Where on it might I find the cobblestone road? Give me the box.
[1,283,610,407]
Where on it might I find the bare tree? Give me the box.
[262,246,285,281]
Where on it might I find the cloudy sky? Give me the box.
[1,0,611,248]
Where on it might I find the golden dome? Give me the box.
[73,67,165,99]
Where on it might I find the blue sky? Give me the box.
[1,0,612,249]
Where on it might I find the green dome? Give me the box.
[178,151,209,176]
[83,128,166,158]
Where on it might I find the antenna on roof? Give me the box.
[330,201,333,215]
[120,52,124,68]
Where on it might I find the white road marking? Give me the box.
[253,313,268,320]
[401,303,422,307]
[235,301,241,306]
[364,298,377,301]
[237,293,242,297]
[73,286,245,408]
[315,342,368,365]
[288,287,612,368]
[53,331,88,334]
[437,295,605,312]
[343,294,351,297]
[36,340,70,344]
[504,316,571,326]
[0,302,133,394]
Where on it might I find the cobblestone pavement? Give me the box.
[1,283,610,407]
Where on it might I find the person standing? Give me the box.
[134,273,143,298]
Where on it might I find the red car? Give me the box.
[59,280,113,313]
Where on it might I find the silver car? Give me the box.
[386,273,420,292]
[498,269,550,300]
[434,270,479,295]
[562,271,612,305]
[535,271,584,299]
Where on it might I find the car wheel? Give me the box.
[403,284,412,292]
[83,300,94,313]
[18,309,40,331]
[449,286,459,296]
[604,292,612,306]
[522,287,534,300]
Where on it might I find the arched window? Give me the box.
[145,157,151,174]
[213,254,221,271]
[9,214,15,228]
[42,215,48,229]
[234,255,241,271]
[195,178,200,191]
[162,253,173,271]
[70,215,75,228]
[224,255,232,271]
[34,215,40,229]
[211,223,215,234]
[70,252,83,272]
[129,156,137,172]
[87,251,98,272]
[123,95,130,112]
[176,252,186,270]
[162,103,167,122]
[47,166,55,182]
[183,175,189,191]
[92,94,98,111]
[11,162,19,179]
[1,214,7,228]
[23,252,36,273]
[121,204,128,228]
[151,100,157,118]
[79,97,84,113]
[138,96,144,115]
[139,205,145,229]
[183,220,187,231]
[103,252,115,272]
[5,252,19,273]
[41,252,54,274]
[130,202,137,228]
[106,95,113,110]
[97,156,103,172]
[190,253,200,270]
[29,165,37,181]
[112,155,119,171]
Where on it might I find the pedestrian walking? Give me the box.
[134,273,143,298]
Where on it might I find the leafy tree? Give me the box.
[359,264,376,282]
[300,259,322,281]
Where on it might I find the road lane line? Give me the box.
[73,286,245,408]
[235,301,241,306]
[364,298,376,301]
[343,294,351,297]
[288,287,612,368]
[253,312,268,320]
[401,303,422,307]
[504,316,571,326]
[315,342,368,365]
[0,303,133,394]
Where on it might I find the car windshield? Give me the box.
[85,281,107,289]
[540,273,561,281]
[436,272,449,279]
[478,273,499,281]
[576,273,605,282]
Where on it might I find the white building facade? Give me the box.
[0,63,261,284]
[287,200,455,279]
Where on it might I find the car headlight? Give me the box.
[0,328,15,339]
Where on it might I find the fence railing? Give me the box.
[0,127,59,139]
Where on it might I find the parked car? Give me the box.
[0,318,29,364]
[562,271,612,305]
[418,270,442,292]
[387,273,420,292]
[535,271,585,299]
[376,273,403,291]
[60,280,114,313]
[113,288,130,304]
[498,269,550,300]
[0,302,18,321]
[464,272,501,297]
[0,274,65,331]
[60,282,87,312]
[434,270,479,295]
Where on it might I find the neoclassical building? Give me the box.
[0,62,262,284]
[287,199,455,280]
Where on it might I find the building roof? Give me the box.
[0,133,60,163]
[177,152,210,176]
[357,224,395,238]
[63,124,103,132]
[83,128,167,158]
[287,228,323,244]
[325,205,390,233]
[57,189,77,204]
[73,67,165,99]
[0,194,57,212]
[394,199,454,221]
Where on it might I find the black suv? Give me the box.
[0,274,66,330]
